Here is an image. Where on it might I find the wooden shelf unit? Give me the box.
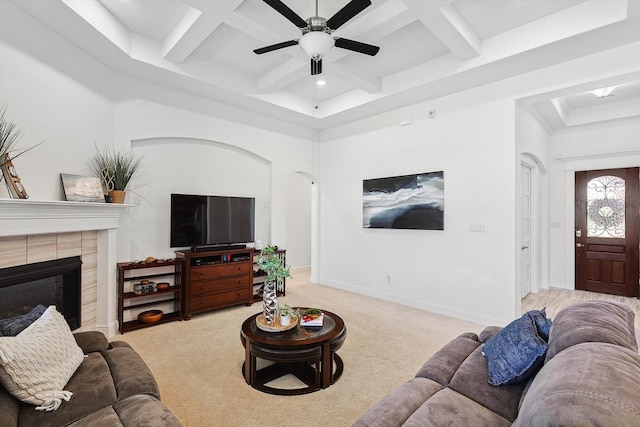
[117,259,184,333]
[176,247,254,320]
[252,248,286,302]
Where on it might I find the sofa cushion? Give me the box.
[0,305,47,337]
[17,352,118,427]
[482,312,547,386]
[516,342,640,427]
[415,332,481,385]
[102,341,160,400]
[449,345,525,422]
[351,378,443,427]
[63,395,182,427]
[0,384,19,427]
[403,388,512,427]
[73,331,110,354]
[111,394,184,427]
[545,300,637,362]
[0,306,84,411]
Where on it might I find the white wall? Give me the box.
[0,4,314,269]
[315,41,639,326]
[548,118,640,289]
[113,99,314,265]
[317,98,518,325]
[515,104,551,296]
[0,43,114,201]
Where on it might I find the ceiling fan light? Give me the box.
[299,32,334,60]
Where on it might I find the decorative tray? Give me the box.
[255,314,298,332]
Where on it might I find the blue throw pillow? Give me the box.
[527,307,552,341]
[0,304,47,337]
[483,312,547,386]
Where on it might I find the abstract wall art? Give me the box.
[363,171,444,230]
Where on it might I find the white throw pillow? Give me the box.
[0,305,84,411]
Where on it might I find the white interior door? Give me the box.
[521,163,532,296]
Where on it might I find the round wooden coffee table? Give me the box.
[240,308,346,395]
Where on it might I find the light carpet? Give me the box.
[118,270,484,427]
[118,273,640,426]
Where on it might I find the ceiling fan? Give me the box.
[254,0,380,75]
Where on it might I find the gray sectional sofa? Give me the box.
[0,331,182,427]
[353,300,640,426]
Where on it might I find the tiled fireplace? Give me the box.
[0,199,131,337]
[0,255,83,330]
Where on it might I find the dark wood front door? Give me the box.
[575,167,639,297]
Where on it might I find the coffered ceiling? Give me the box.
[8,0,640,132]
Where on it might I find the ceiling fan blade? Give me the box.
[253,39,299,55]
[311,58,323,75]
[263,0,308,28]
[334,37,379,56]
[326,0,371,30]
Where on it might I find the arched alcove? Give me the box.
[127,137,271,259]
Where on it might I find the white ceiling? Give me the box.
[9,0,640,132]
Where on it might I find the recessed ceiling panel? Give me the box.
[285,73,355,104]
[187,23,273,77]
[565,81,640,110]
[337,20,448,79]
[98,0,190,42]
[455,0,585,40]
[20,0,638,129]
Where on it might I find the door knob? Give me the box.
[576,243,584,248]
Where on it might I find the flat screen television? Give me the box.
[170,193,255,249]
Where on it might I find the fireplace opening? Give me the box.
[0,256,82,330]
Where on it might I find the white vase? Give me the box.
[280,315,291,326]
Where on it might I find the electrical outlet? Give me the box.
[469,224,487,232]
[386,274,391,285]
[428,110,436,118]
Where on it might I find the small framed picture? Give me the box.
[60,173,105,202]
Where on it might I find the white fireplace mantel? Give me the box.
[0,198,133,337]
[0,198,133,237]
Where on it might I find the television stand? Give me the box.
[175,247,254,320]
[191,244,247,252]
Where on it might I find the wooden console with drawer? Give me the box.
[175,247,253,320]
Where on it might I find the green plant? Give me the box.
[0,104,41,168]
[257,245,291,292]
[279,302,298,318]
[88,145,143,192]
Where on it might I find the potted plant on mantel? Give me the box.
[89,146,142,204]
[257,245,291,324]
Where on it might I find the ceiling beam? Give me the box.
[162,0,242,63]
[330,64,381,93]
[257,57,308,92]
[401,0,480,60]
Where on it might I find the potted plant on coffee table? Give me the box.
[279,302,298,326]
[89,146,142,203]
[257,245,291,324]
